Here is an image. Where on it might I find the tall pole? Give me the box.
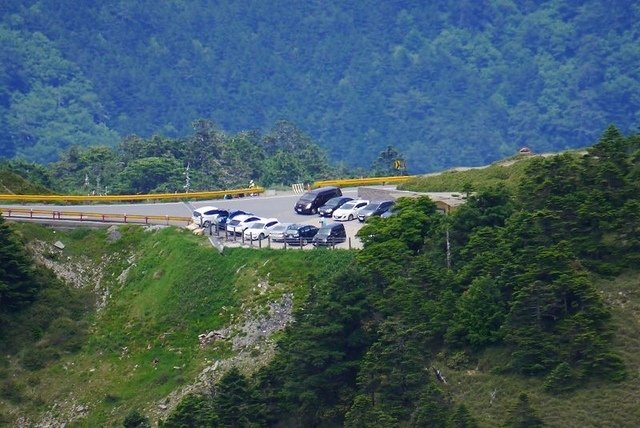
[446,228,451,270]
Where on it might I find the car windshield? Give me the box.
[364,203,380,211]
[325,197,343,205]
[250,223,265,229]
[193,211,202,217]
[316,227,334,236]
[341,202,357,209]
[228,220,240,226]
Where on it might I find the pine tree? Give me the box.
[0,215,39,312]
[503,393,544,428]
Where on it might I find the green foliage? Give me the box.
[3,3,639,170]
[162,394,218,427]
[214,368,254,427]
[503,393,544,428]
[543,362,575,393]
[371,146,406,176]
[447,404,478,428]
[0,25,119,162]
[447,276,506,348]
[27,120,337,194]
[0,215,39,312]
[123,409,150,428]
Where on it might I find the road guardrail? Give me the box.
[312,176,411,188]
[0,187,264,203]
[0,207,191,225]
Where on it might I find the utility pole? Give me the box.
[446,228,451,270]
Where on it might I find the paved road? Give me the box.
[0,188,367,248]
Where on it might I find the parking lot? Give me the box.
[189,189,366,250]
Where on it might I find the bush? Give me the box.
[543,362,575,393]
[21,347,52,371]
[123,409,150,428]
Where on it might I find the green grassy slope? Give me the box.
[0,169,53,195]
[0,224,355,426]
[398,152,586,193]
[434,271,640,427]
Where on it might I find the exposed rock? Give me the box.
[53,240,65,250]
[106,225,122,242]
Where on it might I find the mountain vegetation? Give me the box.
[1,119,346,194]
[156,126,639,426]
[1,127,638,426]
[1,1,639,171]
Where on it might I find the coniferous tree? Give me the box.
[0,215,39,312]
[503,393,544,428]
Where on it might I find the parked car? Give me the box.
[318,196,353,218]
[380,208,396,219]
[312,223,347,247]
[332,200,369,221]
[294,186,342,214]
[192,206,226,227]
[243,218,280,241]
[216,209,251,230]
[225,214,262,235]
[284,224,319,246]
[357,200,395,222]
[269,223,292,242]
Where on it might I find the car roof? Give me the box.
[343,199,369,205]
[319,222,345,229]
[230,214,253,222]
[195,205,219,213]
[248,218,277,227]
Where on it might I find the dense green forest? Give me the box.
[0,120,349,194]
[1,1,639,170]
[1,127,639,426]
[159,126,639,426]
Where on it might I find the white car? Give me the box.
[192,206,225,227]
[243,218,280,241]
[225,214,262,235]
[269,223,292,242]
[332,200,369,221]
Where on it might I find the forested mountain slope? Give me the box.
[1,127,638,426]
[1,1,639,170]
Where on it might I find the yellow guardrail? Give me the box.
[0,187,264,203]
[0,207,191,225]
[313,176,412,188]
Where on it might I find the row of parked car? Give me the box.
[191,206,349,247]
[190,187,395,248]
[294,186,395,222]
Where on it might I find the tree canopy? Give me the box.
[1,1,639,170]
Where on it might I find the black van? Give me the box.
[294,186,342,214]
[312,223,347,247]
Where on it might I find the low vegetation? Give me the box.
[0,220,355,426]
[1,126,639,426]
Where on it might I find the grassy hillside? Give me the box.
[0,169,53,195]
[436,271,640,427]
[0,224,355,426]
[1,222,639,426]
[398,152,585,193]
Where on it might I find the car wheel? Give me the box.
[259,233,265,240]
[348,214,353,221]
[203,220,210,228]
